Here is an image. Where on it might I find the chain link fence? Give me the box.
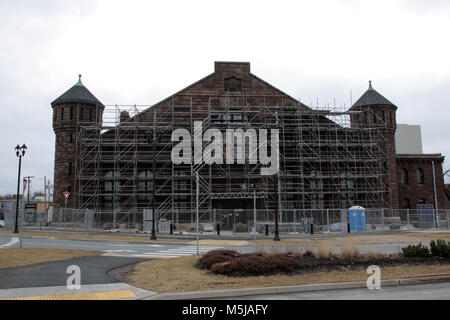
[3,204,450,235]
[14,207,447,235]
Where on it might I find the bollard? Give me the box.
[170,223,173,235]
[310,223,314,235]
[347,222,351,233]
[265,224,269,236]
[217,224,220,236]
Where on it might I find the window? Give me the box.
[138,170,153,201]
[104,171,120,192]
[61,107,64,121]
[400,168,408,184]
[68,162,72,175]
[402,198,410,209]
[416,168,424,184]
[224,76,241,92]
[70,107,73,120]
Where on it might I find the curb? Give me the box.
[141,275,450,300]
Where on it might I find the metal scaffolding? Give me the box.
[75,93,391,227]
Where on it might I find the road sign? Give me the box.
[63,192,71,201]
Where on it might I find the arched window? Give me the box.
[400,168,408,184]
[416,168,424,184]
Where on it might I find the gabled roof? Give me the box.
[351,81,396,109]
[52,75,103,106]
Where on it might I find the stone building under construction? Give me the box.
[50,62,448,227]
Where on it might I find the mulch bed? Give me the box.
[196,250,450,277]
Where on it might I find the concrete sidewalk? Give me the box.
[0,283,156,300]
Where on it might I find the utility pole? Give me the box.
[43,176,46,228]
[24,176,34,204]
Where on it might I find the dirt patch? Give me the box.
[108,263,137,284]
[0,248,102,269]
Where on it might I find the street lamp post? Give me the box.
[146,129,159,240]
[14,144,27,234]
[273,174,280,241]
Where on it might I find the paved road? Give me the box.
[0,234,413,258]
[219,282,450,300]
[0,255,144,289]
[0,234,231,257]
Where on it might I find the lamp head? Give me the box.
[21,144,27,156]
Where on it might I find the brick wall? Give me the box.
[396,155,447,209]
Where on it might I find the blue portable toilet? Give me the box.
[348,206,367,232]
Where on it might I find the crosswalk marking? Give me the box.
[132,245,224,258]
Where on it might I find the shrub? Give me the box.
[340,244,360,260]
[401,243,430,257]
[317,244,332,259]
[210,254,297,276]
[196,250,240,270]
[430,240,450,258]
[302,250,315,258]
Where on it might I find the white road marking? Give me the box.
[1,237,20,248]
[133,245,224,258]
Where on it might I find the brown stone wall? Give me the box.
[52,103,77,210]
[396,156,447,209]
[52,102,104,210]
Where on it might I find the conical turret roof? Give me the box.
[351,81,396,109]
[52,75,103,106]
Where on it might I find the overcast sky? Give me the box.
[1,0,449,195]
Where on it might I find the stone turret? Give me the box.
[350,81,399,208]
[51,75,104,210]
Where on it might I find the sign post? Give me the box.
[63,192,70,232]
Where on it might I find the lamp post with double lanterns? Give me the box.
[14,144,27,234]
[146,129,160,240]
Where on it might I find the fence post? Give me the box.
[447,211,449,230]
[381,208,384,229]
[406,209,410,226]
[176,209,179,232]
[294,210,297,234]
[433,209,437,229]
[265,224,269,236]
[326,209,329,232]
